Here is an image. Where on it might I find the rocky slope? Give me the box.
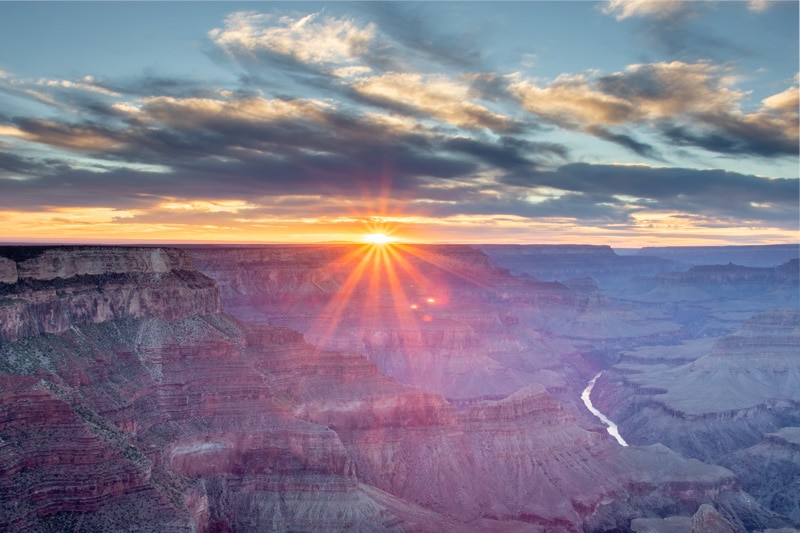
[0,246,218,343]
[614,259,799,339]
[592,309,800,528]
[242,322,761,532]
[1,245,780,532]
[719,427,800,526]
[0,247,414,531]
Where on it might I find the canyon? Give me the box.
[0,244,797,532]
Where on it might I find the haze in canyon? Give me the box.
[0,242,797,532]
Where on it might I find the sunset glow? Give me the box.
[0,2,796,246]
[363,233,396,245]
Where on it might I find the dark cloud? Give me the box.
[659,116,800,157]
[0,150,41,177]
[586,126,663,160]
[443,136,566,172]
[100,73,224,99]
[639,12,752,62]
[504,163,798,217]
[604,2,756,63]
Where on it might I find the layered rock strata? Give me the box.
[0,246,219,343]
[0,247,403,531]
[593,310,800,528]
[0,246,786,532]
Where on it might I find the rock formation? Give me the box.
[189,245,681,405]
[719,428,800,526]
[0,245,796,532]
[0,247,407,531]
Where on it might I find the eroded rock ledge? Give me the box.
[0,247,219,343]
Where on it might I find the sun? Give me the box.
[363,232,396,245]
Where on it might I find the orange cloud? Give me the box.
[353,72,513,131]
[510,62,799,156]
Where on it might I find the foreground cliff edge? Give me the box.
[0,245,796,532]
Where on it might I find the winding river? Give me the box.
[581,372,628,446]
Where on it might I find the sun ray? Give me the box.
[394,243,496,292]
[378,244,427,383]
[305,244,377,348]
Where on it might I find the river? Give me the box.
[581,372,628,446]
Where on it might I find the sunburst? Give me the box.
[363,232,396,245]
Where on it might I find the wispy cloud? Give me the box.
[210,11,376,67]
[601,0,688,21]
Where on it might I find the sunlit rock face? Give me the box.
[0,247,402,531]
[0,246,220,343]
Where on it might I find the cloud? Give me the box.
[442,136,566,174]
[0,149,41,177]
[0,6,796,245]
[601,0,687,20]
[585,126,662,160]
[747,0,770,12]
[595,62,744,117]
[511,73,636,128]
[503,163,798,222]
[601,1,758,62]
[352,72,516,131]
[2,60,794,231]
[511,62,799,157]
[12,118,125,152]
[210,11,376,67]
[0,87,490,212]
[355,2,484,70]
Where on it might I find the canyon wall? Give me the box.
[1,245,796,531]
[0,247,410,531]
[189,245,682,405]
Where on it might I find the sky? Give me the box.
[0,1,797,246]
